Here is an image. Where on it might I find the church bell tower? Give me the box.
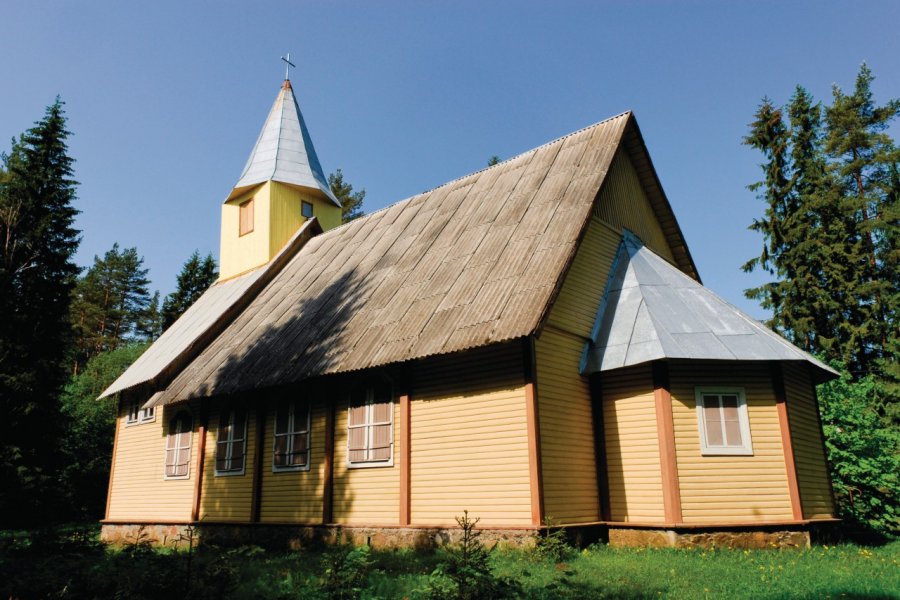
[219,64,341,280]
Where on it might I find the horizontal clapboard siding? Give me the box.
[259,401,328,523]
[602,364,665,522]
[595,149,675,261]
[669,361,793,523]
[782,363,835,519]
[199,407,257,522]
[410,344,531,526]
[107,401,197,522]
[333,396,399,525]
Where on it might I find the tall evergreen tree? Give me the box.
[824,63,900,375]
[328,168,366,222]
[0,99,81,524]
[70,243,152,373]
[160,250,218,331]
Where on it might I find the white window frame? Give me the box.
[273,399,311,472]
[695,386,753,456]
[164,411,192,480]
[346,384,394,469]
[301,200,314,219]
[215,407,248,476]
[126,398,156,426]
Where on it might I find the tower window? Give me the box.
[301,200,314,219]
[239,198,255,236]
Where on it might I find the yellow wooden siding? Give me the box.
[547,215,621,336]
[198,407,257,522]
[269,182,342,257]
[535,329,599,523]
[595,149,675,261]
[259,401,328,523]
[669,361,793,523]
[220,183,272,280]
[332,396,400,525]
[410,343,531,526]
[782,363,835,519]
[106,401,198,522]
[601,364,665,522]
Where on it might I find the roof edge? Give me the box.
[99,217,324,401]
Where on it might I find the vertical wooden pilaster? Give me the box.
[105,396,123,520]
[399,392,411,526]
[523,337,544,526]
[652,361,682,525]
[250,402,266,522]
[191,399,208,522]
[771,362,803,520]
[323,401,335,524]
[589,374,611,522]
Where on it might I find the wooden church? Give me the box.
[99,73,839,548]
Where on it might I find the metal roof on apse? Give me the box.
[150,113,644,405]
[232,80,340,206]
[582,232,839,382]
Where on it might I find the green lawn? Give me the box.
[1,526,897,599]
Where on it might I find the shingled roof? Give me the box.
[145,112,698,406]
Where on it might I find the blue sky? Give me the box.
[2,1,898,318]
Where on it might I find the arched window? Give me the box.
[273,398,311,470]
[347,379,393,467]
[165,411,193,479]
[216,406,248,475]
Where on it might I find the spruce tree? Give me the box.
[160,250,218,331]
[328,168,366,222]
[0,100,81,524]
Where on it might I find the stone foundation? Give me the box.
[101,522,538,550]
[608,526,812,549]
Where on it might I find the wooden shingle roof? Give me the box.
[147,112,697,405]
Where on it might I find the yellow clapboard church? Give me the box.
[99,73,838,548]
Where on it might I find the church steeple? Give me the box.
[220,73,341,280]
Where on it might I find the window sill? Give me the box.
[272,464,311,473]
[214,469,247,477]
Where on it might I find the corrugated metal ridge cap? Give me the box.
[100,217,324,402]
[295,111,635,250]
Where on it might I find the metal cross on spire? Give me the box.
[281,53,296,81]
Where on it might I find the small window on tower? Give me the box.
[301,200,314,219]
[239,198,255,236]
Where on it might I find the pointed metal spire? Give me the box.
[232,76,340,206]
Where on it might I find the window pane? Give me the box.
[275,402,289,435]
[293,432,309,454]
[371,423,391,449]
[349,449,366,463]
[297,402,310,433]
[724,419,743,447]
[703,398,724,446]
[371,446,391,461]
[349,404,367,427]
[233,411,246,440]
[372,401,392,424]
[373,382,391,404]
[348,427,366,451]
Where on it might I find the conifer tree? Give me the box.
[160,250,218,331]
[70,243,153,373]
[0,100,81,523]
[329,168,365,222]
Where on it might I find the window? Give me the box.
[695,387,752,455]
[216,407,248,475]
[347,380,393,466]
[165,411,192,479]
[301,200,314,219]
[273,399,311,470]
[239,198,254,236]
[126,399,155,425]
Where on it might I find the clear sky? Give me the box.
[2,1,898,318]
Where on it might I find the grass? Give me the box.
[1,525,898,599]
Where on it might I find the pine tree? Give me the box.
[161,250,218,331]
[0,99,81,524]
[70,243,153,373]
[328,168,365,222]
